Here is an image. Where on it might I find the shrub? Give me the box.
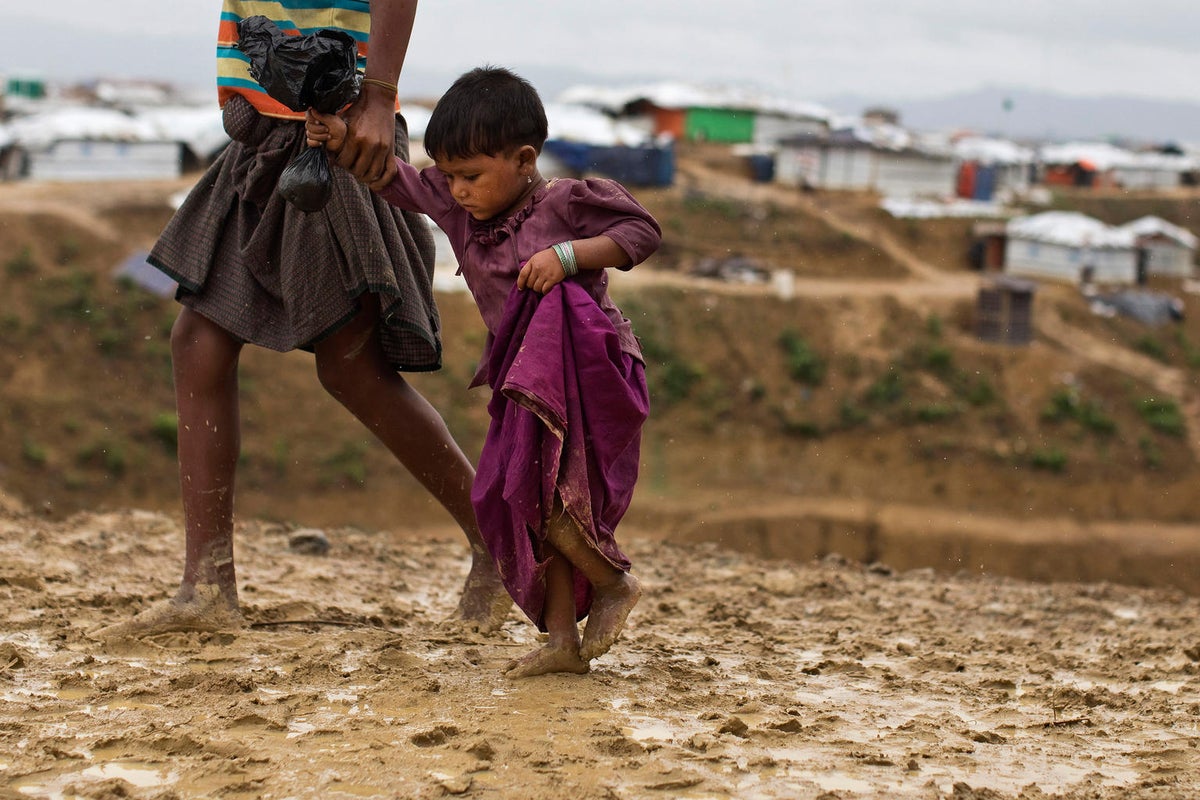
[778,330,825,386]
[1133,335,1168,363]
[1030,447,1067,472]
[151,413,178,453]
[1041,388,1115,435]
[77,439,127,476]
[22,438,47,466]
[915,403,958,423]
[922,344,954,375]
[865,368,904,406]
[925,314,943,338]
[5,246,36,277]
[322,440,369,486]
[960,375,996,407]
[1138,397,1185,437]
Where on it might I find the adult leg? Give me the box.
[543,506,642,662]
[94,308,245,637]
[503,546,588,678]
[314,296,509,630]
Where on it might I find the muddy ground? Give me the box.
[2,503,1198,800]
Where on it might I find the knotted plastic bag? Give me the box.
[237,15,361,212]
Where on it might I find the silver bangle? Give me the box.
[553,241,578,277]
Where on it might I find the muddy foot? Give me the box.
[90,585,243,640]
[503,643,589,679]
[579,573,642,661]
[452,557,512,633]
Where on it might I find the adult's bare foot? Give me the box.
[90,584,243,640]
[453,556,511,633]
[579,572,642,661]
[503,643,589,679]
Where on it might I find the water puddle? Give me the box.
[14,761,176,799]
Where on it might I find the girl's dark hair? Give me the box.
[424,66,548,161]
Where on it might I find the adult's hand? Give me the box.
[334,84,398,188]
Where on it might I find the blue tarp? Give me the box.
[543,140,675,187]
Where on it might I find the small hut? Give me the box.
[977,276,1037,345]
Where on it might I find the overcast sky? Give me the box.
[10,1,1200,107]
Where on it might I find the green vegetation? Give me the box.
[150,413,178,453]
[915,403,959,424]
[778,329,825,385]
[1133,335,1168,363]
[1030,446,1068,472]
[76,439,128,477]
[1041,388,1116,436]
[865,368,905,406]
[21,438,47,467]
[321,440,369,486]
[5,246,36,277]
[621,299,703,406]
[1138,397,1186,437]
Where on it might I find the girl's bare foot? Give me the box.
[453,556,511,632]
[580,573,642,661]
[90,584,243,640]
[503,643,589,679]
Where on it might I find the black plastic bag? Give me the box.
[277,145,333,212]
[237,15,360,113]
[237,15,361,211]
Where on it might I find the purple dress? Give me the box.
[378,162,661,628]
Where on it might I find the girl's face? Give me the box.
[435,146,538,221]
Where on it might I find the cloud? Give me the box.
[7,0,1200,106]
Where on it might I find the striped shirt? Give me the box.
[217,0,372,119]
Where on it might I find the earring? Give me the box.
[527,176,533,184]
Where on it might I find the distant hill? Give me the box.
[821,86,1200,146]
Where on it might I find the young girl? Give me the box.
[307,66,662,678]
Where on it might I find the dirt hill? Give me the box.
[3,144,1200,593]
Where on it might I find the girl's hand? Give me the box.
[305,109,346,153]
[517,249,567,294]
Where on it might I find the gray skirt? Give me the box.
[149,95,441,372]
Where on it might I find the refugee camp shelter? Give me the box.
[952,136,1034,201]
[539,101,674,187]
[3,106,180,181]
[1034,141,1188,191]
[1004,211,1138,285]
[556,82,830,147]
[1113,151,1195,191]
[1037,142,1130,189]
[775,129,957,197]
[1117,216,1198,279]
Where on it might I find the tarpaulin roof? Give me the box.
[1007,211,1136,248]
[0,102,228,157]
[557,81,832,122]
[953,135,1034,165]
[1118,215,1199,249]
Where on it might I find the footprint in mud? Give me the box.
[411,724,461,747]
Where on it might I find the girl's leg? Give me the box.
[503,545,589,678]
[313,296,509,629]
[543,507,642,662]
[95,308,245,637]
